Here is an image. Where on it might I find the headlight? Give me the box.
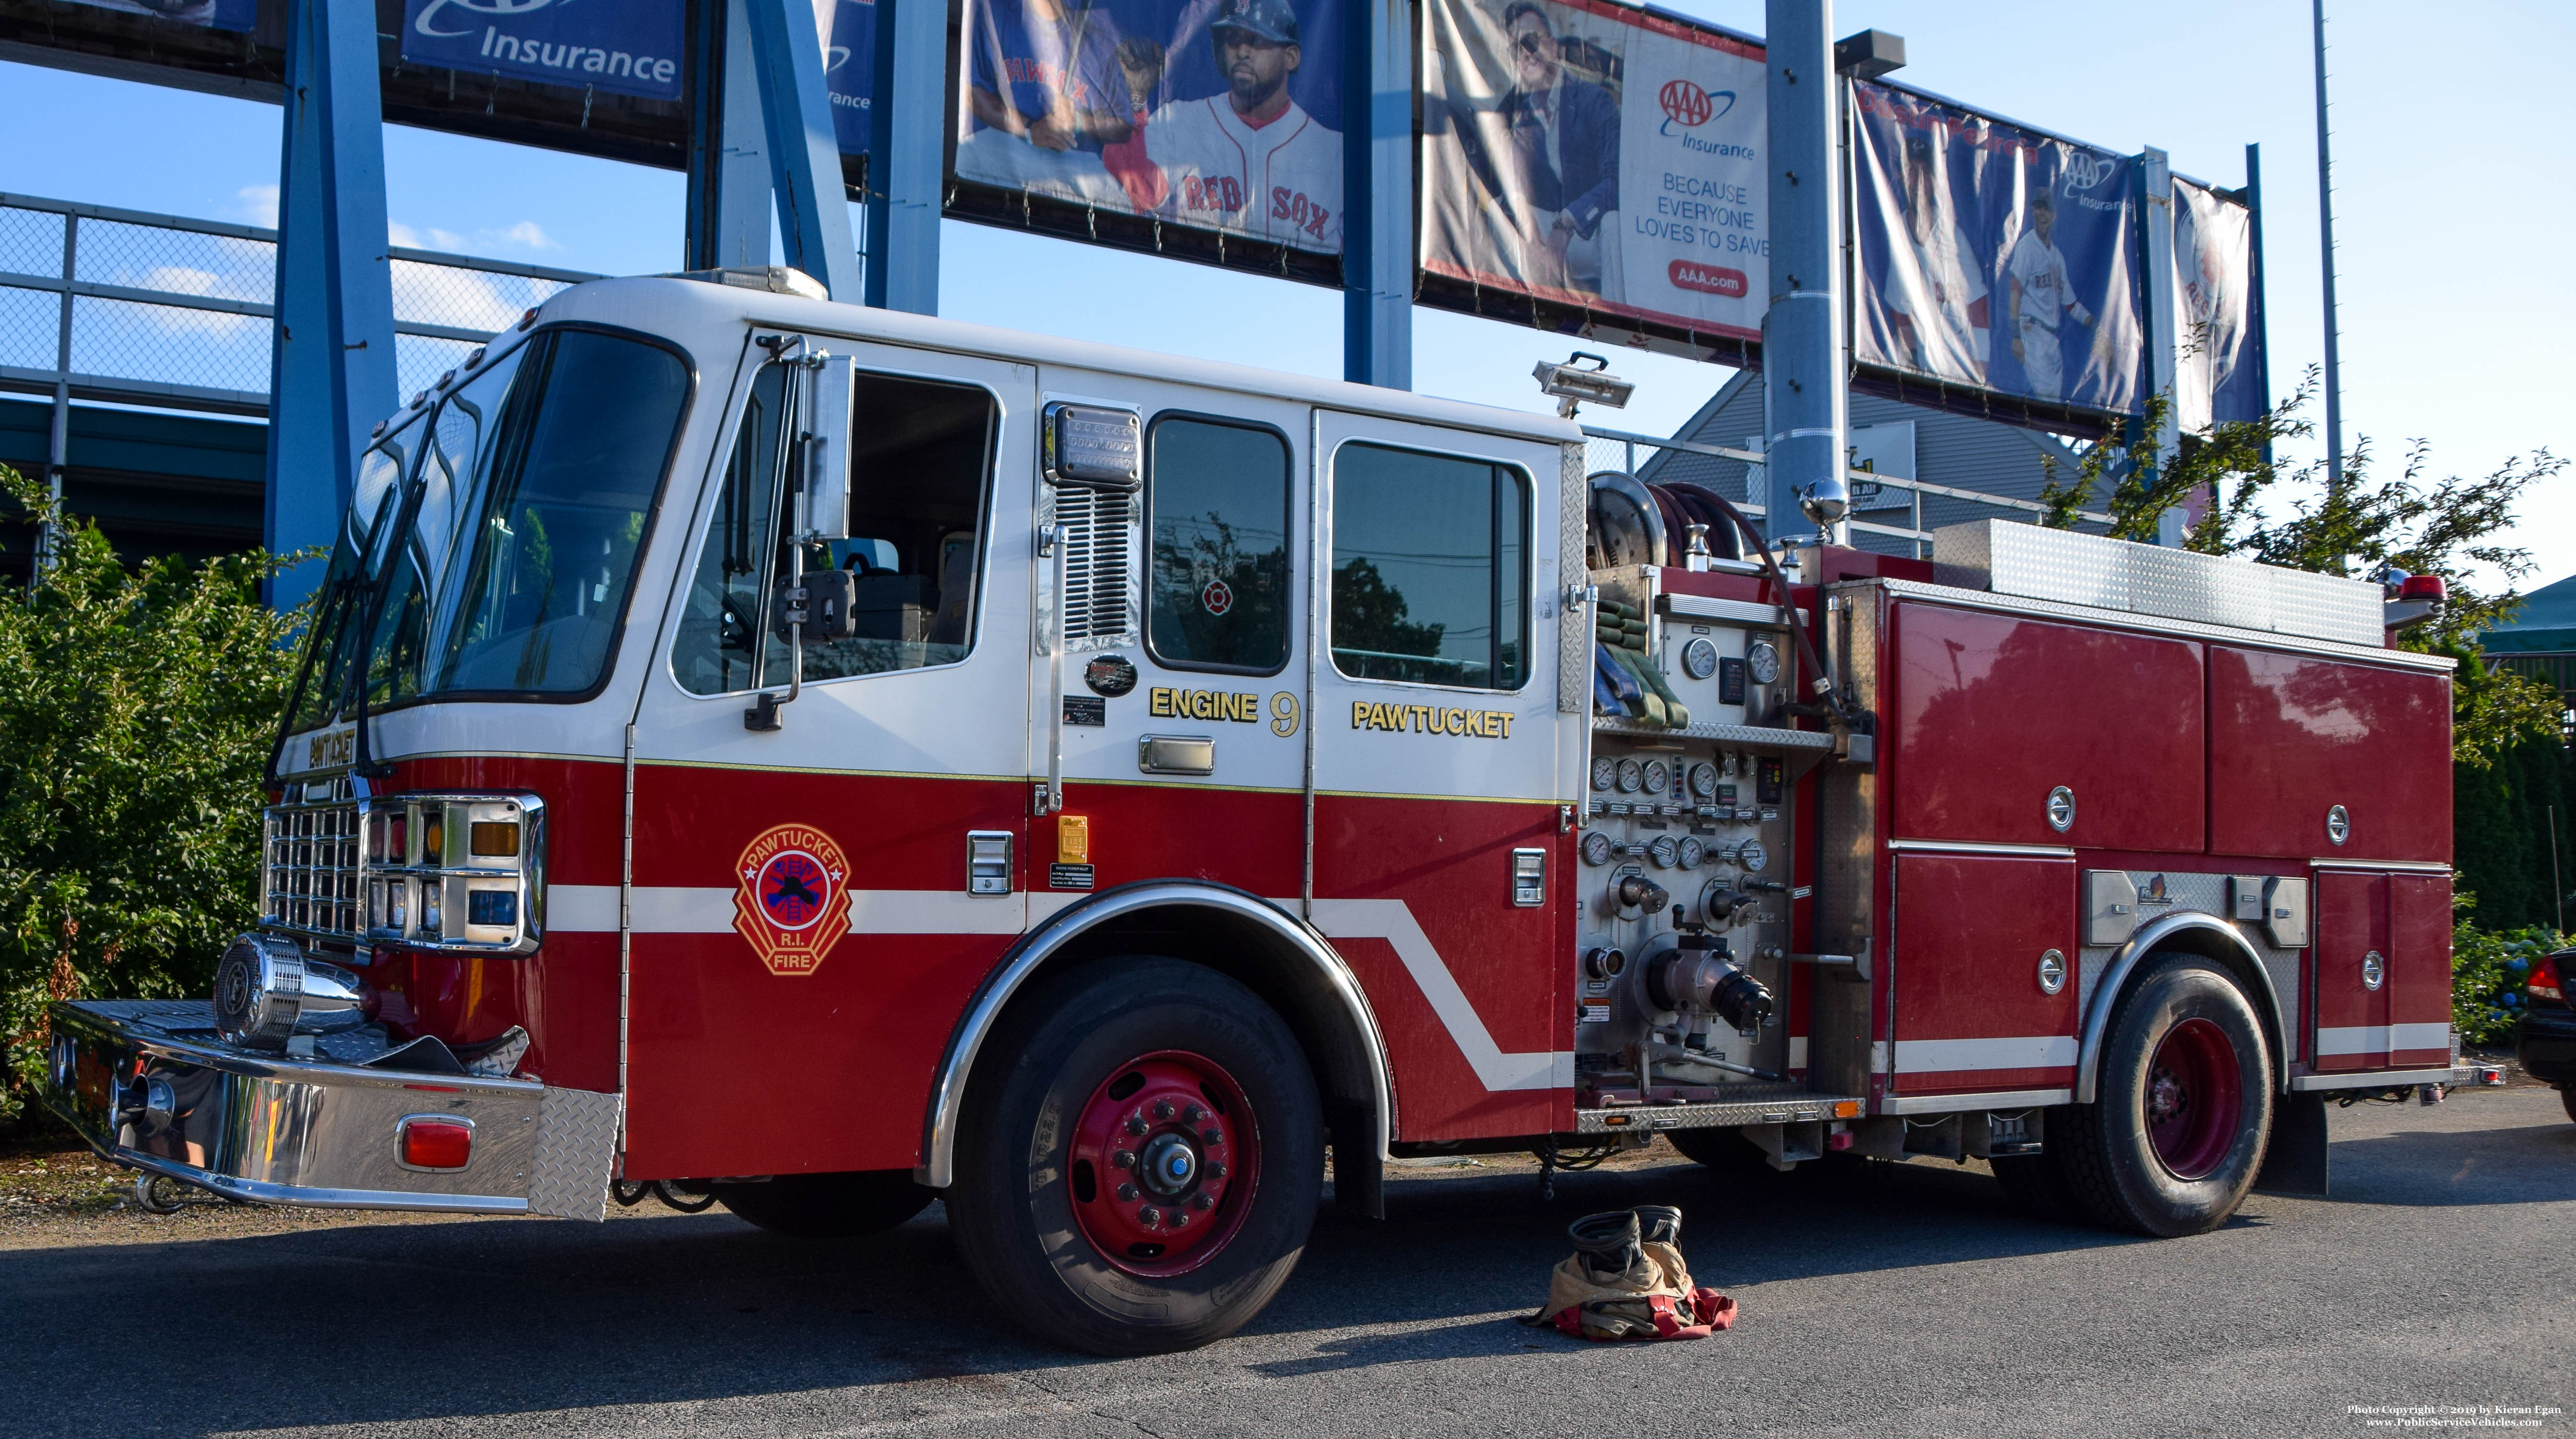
[212,933,375,1050]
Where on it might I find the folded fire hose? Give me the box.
[1523,1205,1737,1341]
[1592,602,1690,730]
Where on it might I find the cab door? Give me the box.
[1306,411,1572,1142]
[622,335,1038,1180]
[1023,374,1312,911]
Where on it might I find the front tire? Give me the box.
[712,1170,934,1237]
[947,958,1323,1355]
[2056,954,2272,1237]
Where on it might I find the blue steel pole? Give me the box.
[866,0,946,312]
[1343,0,1413,387]
[1760,0,1846,549]
[744,0,864,299]
[263,0,398,612]
[2244,142,2273,468]
[687,0,775,271]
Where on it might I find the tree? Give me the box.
[0,466,312,1123]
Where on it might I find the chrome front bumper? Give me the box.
[39,1000,621,1220]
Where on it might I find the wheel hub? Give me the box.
[2144,1017,2242,1182]
[1067,1051,1259,1278]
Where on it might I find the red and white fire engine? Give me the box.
[42,269,2469,1353]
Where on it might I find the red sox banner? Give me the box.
[953,0,1348,257]
[1419,0,1768,342]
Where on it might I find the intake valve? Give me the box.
[1615,876,1670,914]
[1645,950,1777,1031]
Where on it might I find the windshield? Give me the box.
[285,326,691,730]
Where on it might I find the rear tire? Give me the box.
[947,958,1323,1356]
[2055,954,2272,1237]
[712,1170,933,1238]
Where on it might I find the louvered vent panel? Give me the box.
[1057,485,1137,648]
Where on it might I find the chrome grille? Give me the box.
[1056,484,1137,649]
[266,797,364,939]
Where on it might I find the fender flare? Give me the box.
[2074,911,2289,1105]
[914,881,1393,1193]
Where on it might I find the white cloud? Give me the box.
[388,219,561,256]
[233,185,280,228]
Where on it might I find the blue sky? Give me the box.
[2,0,2567,591]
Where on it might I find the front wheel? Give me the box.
[2055,954,2272,1237]
[947,958,1323,1355]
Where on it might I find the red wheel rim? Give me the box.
[2145,1018,2242,1180]
[1067,1050,1261,1278]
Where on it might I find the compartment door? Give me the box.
[2311,870,2390,1073]
[1888,851,2081,1097]
[2386,872,2456,1069]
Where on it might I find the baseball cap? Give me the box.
[1212,0,1299,47]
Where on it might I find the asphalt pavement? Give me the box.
[4,1086,2570,1439]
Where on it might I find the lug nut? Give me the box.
[1116,1182,1139,1201]
[1182,1104,1205,1123]
[1153,1099,1175,1121]
[1170,1210,1191,1228]
[1191,1192,1214,1211]
[1206,1160,1227,1179]
[1112,1148,1136,1169]
[1200,1126,1223,1147]
[1125,1114,1148,1136]
[1137,1206,1162,1226]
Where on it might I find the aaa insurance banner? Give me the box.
[1420,0,1768,339]
[1851,82,2143,415]
[2173,176,2263,432]
[953,0,1348,256]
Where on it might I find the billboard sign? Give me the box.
[2172,176,2262,431]
[400,0,688,105]
[1851,81,2143,415]
[57,0,253,30]
[951,0,1347,257]
[1419,0,1767,341]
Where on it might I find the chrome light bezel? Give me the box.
[260,786,546,957]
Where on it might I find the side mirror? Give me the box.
[801,353,855,540]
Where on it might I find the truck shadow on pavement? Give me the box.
[4,1122,2554,1436]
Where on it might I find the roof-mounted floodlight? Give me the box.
[1834,29,1906,80]
[1534,352,1635,419]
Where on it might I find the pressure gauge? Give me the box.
[1590,757,1617,792]
[1616,758,1644,794]
[1680,636,1720,681]
[1687,761,1719,798]
[1580,831,1615,866]
[1676,837,1706,869]
[1745,640,1783,686]
[1648,835,1679,869]
[1642,760,1670,795]
[1738,840,1769,873]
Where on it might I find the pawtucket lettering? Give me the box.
[1349,701,1515,738]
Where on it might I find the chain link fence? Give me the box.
[0,193,599,418]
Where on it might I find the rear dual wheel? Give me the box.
[947,958,1323,1355]
[2014,954,2273,1237]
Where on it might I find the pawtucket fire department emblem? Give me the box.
[732,824,853,976]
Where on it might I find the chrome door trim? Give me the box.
[2309,858,2452,874]
[1877,1088,2072,1115]
[916,880,1392,1190]
[1885,838,2078,859]
[2074,910,2286,1104]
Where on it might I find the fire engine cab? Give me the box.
[41,269,2468,1354]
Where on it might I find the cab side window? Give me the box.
[671,364,997,695]
[1329,442,1529,690]
[1146,416,1291,675]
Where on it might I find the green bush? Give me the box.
[2452,918,2570,1050]
[0,466,310,1124]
